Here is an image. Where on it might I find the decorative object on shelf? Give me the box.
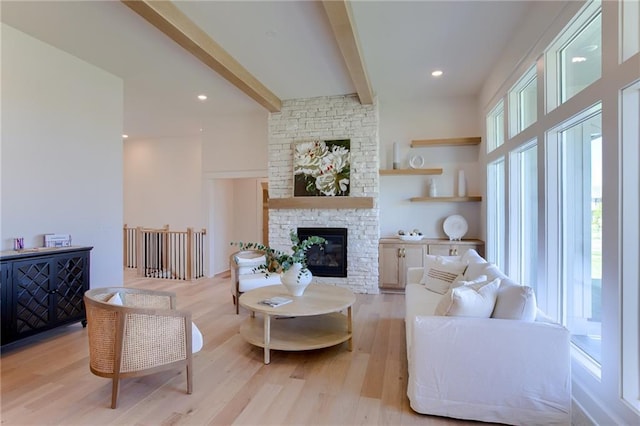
[457,169,467,197]
[231,230,326,296]
[429,178,438,197]
[13,237,24,251]
[393,142,400,169]
[44,233,72,248]
[409,155,425,169]
[443,215,469,241]
[293,139,350,197]
[398,229,423,241]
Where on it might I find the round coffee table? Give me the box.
[239,284,355,364]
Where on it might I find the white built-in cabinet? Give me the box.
[378,238,485,292]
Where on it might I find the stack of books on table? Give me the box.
[259,297,293,307]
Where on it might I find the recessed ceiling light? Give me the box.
[571,56,587,63]
[122,134,129,139]
[197,94,207,101]
[431,70,444,77]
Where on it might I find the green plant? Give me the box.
[231,230,326,277]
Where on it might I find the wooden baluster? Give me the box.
[136,227,143,277]
[186,228,193,281]
[123,224,128,268]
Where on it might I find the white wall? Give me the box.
[1,24,123,287]
[201,111,269,174]
[123,137,203,230]
[378,97,482,238]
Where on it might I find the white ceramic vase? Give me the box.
[280,262,312,296]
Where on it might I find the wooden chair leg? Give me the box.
[111,377,120,409]
[186,359,193,394]
[235,290,240,315]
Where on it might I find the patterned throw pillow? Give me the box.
[420,256,467,294]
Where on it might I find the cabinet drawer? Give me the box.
[428,244,481,257]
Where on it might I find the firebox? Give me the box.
[297,227,347,278]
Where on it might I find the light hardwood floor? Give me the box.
[1,271,483,425]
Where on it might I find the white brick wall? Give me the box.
[268,95,380,294]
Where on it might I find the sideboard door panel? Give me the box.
[55,253,88,323]
[13,259,52,337]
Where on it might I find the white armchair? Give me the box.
[230,250,281,314]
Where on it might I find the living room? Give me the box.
[2,1,639,425]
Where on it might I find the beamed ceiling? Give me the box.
[1,0,538,140]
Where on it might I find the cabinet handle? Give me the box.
[398,248,406,258]
[449,248,458,256]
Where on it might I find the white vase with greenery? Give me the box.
[232,230,326,296]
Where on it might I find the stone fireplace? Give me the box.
[268,94,380,294]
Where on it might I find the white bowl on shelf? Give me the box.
[399,234,423,241]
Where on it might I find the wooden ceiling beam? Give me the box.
[322,0,374,105]
[122,0,282,112]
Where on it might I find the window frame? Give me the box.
[509,66,538,137]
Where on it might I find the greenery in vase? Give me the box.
[231,230,326,279]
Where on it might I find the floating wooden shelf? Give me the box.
[268,197,374,209]
[379,168,443,176]
[411,137,481,148]
[409,196,483,202]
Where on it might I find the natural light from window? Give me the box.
[509,142,538,291]
[487,158,505,270]
[555,110,602,364]
[486,101,504,153]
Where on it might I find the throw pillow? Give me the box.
[460,249,485,265]
[434,278,501,317]
[105,291,203,353]
[236,254,267,275]
[492,278,537,321]
[235,254,266,265]
[451,274,488,289]
[420,256,467,294]
[106,292,123,306]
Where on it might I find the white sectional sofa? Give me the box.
[405,250,571,425]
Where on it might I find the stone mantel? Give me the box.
[268,197,374,210]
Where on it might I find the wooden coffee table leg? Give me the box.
[347,306,353,351]
[264,314,271,364]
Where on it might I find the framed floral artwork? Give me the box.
[293,139,350,197]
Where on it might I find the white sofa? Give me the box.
[405,250,571,425]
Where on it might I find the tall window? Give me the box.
[509,66,537,137]
[621,0,640,61]
[548,105,602,365]
[546,0,602,111]
[509,142,538,290]
[486,101,504,153]
[487,158,505,270]
[621,81,640,411]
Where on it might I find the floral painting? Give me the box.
[293,139,350,197]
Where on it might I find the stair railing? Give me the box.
[123,224,206,281]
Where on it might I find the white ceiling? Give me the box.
[1,1,534,141]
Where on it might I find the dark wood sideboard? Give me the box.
[0,246,92,346]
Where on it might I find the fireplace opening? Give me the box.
[297,227,347,278]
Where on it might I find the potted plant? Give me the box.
[232,230,326,296]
